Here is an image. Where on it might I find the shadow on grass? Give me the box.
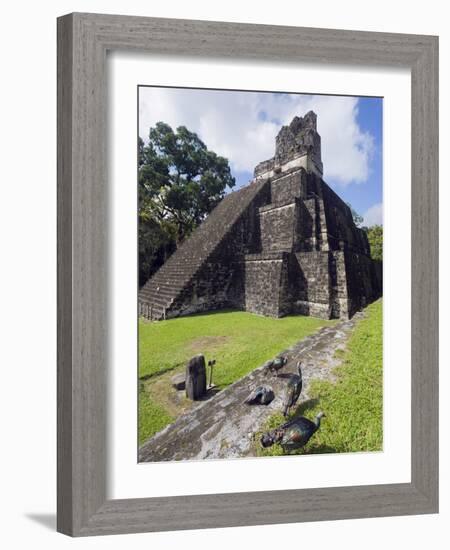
[282,442,339,455]
[141,308,240,323]
[140,307,336,323]
[291,397,320,416]
[139,362,185,381]
[303,443,339,454]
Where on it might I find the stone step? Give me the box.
[141,285,189,302]
[141,284,178,295]
[141,293,172,305]
[139,305,164,319]
[139,178,269,316]
[158,265,198,274]
[150,281,188,291]
[161,258,202,267]
[152,262,201,277]
[160,256,202,267]
[140,282,187,297]
[144,298,178,312]
[139,293,177,307]
[144,281,185,292]
[139,301,164,312]
[160,267,199,276]
[153,281,187,291]
[142,282,186,296]
[153,272,196,282]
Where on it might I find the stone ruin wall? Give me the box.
[240,166,381,320]
[151,165,382,321]
[163,179,271,318]
[140,111,382,321]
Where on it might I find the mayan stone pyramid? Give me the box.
[139,111,382,321]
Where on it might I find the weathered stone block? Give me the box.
[185,355,207,400]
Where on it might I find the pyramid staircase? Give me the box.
[139,178,269,320]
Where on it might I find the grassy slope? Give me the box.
[257,299,383,456]
[139,310,334,444]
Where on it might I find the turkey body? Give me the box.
[278,416,318,451]
[283,375,302,417]
[263,356,287,377]
[244,385,275,405]
[282,362,303,417]
[260,412,324,452]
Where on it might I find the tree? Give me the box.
[346,202,364,227]
[345,202,382,261]
[139,122,235,242]
[138,214,177,287]
[138,123,235,285]
[365,225,383,261]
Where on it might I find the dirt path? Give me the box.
[138,312,364,462]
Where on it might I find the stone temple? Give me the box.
[139,111,382,321]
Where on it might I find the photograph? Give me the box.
[1,0,442,543]
[137,87,383,462]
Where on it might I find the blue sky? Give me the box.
[139,87,383,226]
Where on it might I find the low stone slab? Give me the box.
[171,373,185,391]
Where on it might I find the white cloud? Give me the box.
[139,88,375,186]
[363,203,383,226]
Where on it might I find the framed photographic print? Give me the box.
[136,86,384,463]
[57,13,438,536]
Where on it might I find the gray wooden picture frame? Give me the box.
[57,12,439,537]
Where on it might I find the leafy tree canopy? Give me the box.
[346,202,364,227]
[138,122,235,285]
[139,122,235,242]
[346,202,383,262]
[365,224,383,262]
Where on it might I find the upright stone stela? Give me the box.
[139,111,382,321]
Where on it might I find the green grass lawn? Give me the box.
[257,299,383,456]
[139,310,335,445]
